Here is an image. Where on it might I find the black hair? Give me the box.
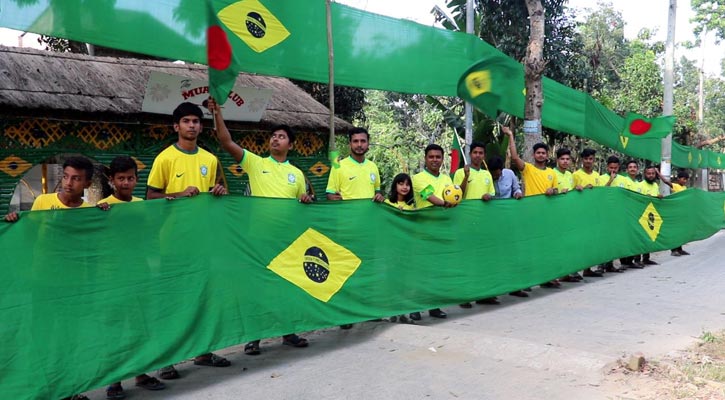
[348,127,369,141]
[533,142,549,152]
[625,160,638,168]
[677,169,690,180]
[487,155,504,171]
[388,173,414,205]
[424,143,444,156]
[470,141,486,153]
[606,155,620,164]
[644,164,658,171]
[63,156,94,181]
[581,148,596,158]
[272,124,296,143]
[555,147,571,159]
[109,156,138,177]
[172,102,203,124]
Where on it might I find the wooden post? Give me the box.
[326,0,336,154]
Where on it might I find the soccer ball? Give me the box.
[442,184,463,204]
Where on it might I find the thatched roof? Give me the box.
[0,46,352,131]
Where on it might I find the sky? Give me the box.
[0,0,720,74]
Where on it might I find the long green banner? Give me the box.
[0,0,721,168]
[1,189,724,399]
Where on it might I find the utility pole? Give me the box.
[698,30,708,190]
[660,0,676,196]
[464,0,474,162]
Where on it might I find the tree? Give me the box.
[523,0,546,162]
[691,0,725,40]
[291,81,366,122]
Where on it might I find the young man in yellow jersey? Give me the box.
[326,127,384,329]
[504,127,561,289]
[208,98,312,356]
[619,160,646,269]
[453,141,495,202]
[503,127,558,197]
[554,148,576,194]
[146,102,227,200]
[99,156,167,399]
[4,156,94,224]
[572,148,600,190]
[410,144,455,320]
[596,156,628,274]
[3,156,98,400]
[147,102,230,380]
[663,170,691,256]
[454,142,499,307]
[326,127,384,203]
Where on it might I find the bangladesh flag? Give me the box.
[622,113,675,139]
[450,133,465,176]
[207,0,239,105]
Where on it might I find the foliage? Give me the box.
[291,81,366,123]
[691,0,725,41]
[351,90,452,192]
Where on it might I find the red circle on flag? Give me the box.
[207,26,232,70]
[629,119,652,136]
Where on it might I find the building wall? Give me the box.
[0,117,331,215]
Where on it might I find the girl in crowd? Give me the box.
[384,173,415,211]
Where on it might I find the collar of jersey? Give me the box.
[266,156,289,165]
[423,168,442,178]
[173,143,199,155]
[347,156,367,165]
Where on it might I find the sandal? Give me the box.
[135,376,166,390]
[194,353,231,367]
[106,384,126,400]
[244,341,261,356]
[159,365,180,380]
[282,334,309,348]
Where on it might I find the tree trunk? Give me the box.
[523,0,546,163]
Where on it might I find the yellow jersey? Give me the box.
[624,176,642,193]
[325,156,381,199]
[412,169,453,209]
[521,162,558,196]
[554,168,574,192]
[573,169,601,188]
[384,198,416,210]
[241,150,306,199]
[640,181,660,197]
[453,167,495,200]
[31,193,92,210]
[99,195,143,204]
[672,183,686,193]
[601,174,628,189]
[147,144,218,195]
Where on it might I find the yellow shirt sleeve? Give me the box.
[452,169,464,186]
[483,170,495,195]
[325,163,340,194]
[372,163,381,192]
[146,154,169,191]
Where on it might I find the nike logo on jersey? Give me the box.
[262,170,271,174]
[175,173,184,178]
[349,176,357,180]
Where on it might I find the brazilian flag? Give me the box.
[218,0,291,53]
[267,228,361,302]
[457,56,523,118]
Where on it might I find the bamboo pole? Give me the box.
[326,0,336,155]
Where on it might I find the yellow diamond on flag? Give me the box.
[620,135,629,149]
[227,164,245,177]
[465,70,491,97]
[308,161,330,177]
[688,152,693,164]
[132,157,146,172]
[0,155,32,177]
[699,153,703,164]
[267,228,361,302]
[638,202,663,242]
[218,0,291,53]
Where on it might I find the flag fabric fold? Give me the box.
[207,0,241,105]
